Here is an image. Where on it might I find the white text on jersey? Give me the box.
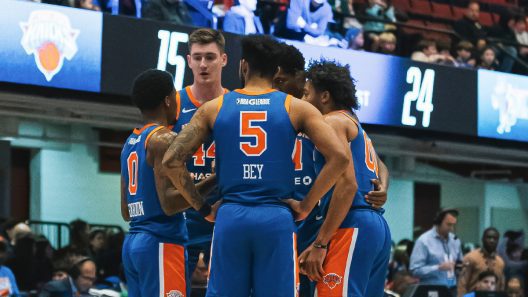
[243,164,263,180]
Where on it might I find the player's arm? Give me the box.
[286,99,349,219]
[162,101,218,220]
[366,154,389,208]
[120,177,130,222]
[301,115,358,281]
[148,129,218,215]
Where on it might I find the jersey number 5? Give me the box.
[127,152,138,195]
[240,111,267,156]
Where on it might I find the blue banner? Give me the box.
[0,0,102,92]
[478,69,528,142]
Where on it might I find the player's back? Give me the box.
[314,110,380,211]
[120,124,187,243]
[213,89,296,204]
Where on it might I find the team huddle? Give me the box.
[120,29,391,297]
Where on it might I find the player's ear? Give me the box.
[221,52,227,67]
[164,95,171,108]
[321,90,330,104]
[187,54,192,67]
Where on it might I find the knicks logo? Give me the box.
[323,273,343,290]
[166,290,184,297]
[20,10,79,81]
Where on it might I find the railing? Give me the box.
[27,220,125,249]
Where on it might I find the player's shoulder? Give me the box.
[146,127,177,152]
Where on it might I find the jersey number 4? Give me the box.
[127,152,138,195]
[240,111,267,156]
[192,143,215,166]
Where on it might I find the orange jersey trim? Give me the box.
[133,123,157,135]
[186,86,202,108]
[175,91,182,121]
[144,126,164,149]
[284,95,292,114]
[234,88,277,96]
[217,95,224,112]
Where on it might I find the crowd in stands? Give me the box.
[19,0,528,75]
[0,218,124,297]
[1,212,528,296]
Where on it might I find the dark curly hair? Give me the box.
[306,60,359,110]
[241,35,282,79]
[131,69,175,112]
[277,43,305,75]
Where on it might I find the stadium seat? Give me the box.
[431,3,455,19]
[408,0,433,14]
[479,11,494,26]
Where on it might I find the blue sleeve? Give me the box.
[303,4,332,37]
[409,239,440,278]
[365,4,381,17]
[385,6,396,22]
[6,268,19,294]
[223,13,242,34]
[286,0,303,31]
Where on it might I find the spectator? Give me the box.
[223,0,264,35]
[464,271,498,297]
[34,235,54,290]
[388,244,411,283]
[390,271,419,296]
[453,1,487,50]
[478,47,500,70]
[411,39,449,64]
[98,231,124,279]
[410,209,463,295]
[141,0,193,25]
[376,32,397,55]
[88,230,105,280]
[512,15,528,62]
[335,0,361,29]
[436,40,456,66]
[458,227,505,296]
[507,277,524,297]
[489,13,520,73]
[39,257,97,297]
[75,0,101,10]
[284,0,334,39]
[8,234,38,292]
[363,0,396,34]
[345,26,364,50]
[54,220,90,274]
[455,40,476,68]
[0,240,19,297]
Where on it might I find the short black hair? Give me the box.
[278,43,305,75]
[241,35,282,79]
[483,227,499,237]
[132,69,175,111]
[478,270,498,282]
[306,60,359,110]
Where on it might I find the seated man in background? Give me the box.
[283,0,333,40]
[463,271,498,297]
[223,0,264,35]
[39,257,96,297]
[0,240,19,297]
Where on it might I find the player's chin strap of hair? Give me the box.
[198,203,212,217]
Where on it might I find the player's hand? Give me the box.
[365,179,387,209]
[438,261,455,271]
[302,245,327,282]
[204,199,222,222]
[282,199,309,221]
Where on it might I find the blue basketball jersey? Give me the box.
[120,124,187,243]
[213,89,297,204]
[172,86,216,184]
[293,134,316,201]
[314,110,380,213]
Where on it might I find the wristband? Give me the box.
[312,242,328,249]
[198,203,212,217]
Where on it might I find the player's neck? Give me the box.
[243,77,273,92]
[190,82,224,104]
[142,113,168,127]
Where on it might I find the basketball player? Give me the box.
[171,28,228,281]
[121,69,217,297]
[273,46,390,297]
[162,35,349,297]
[291,61,391,297]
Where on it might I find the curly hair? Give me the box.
[277,43,305,75]
[241,35,282,79]
[306,60,359,110]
